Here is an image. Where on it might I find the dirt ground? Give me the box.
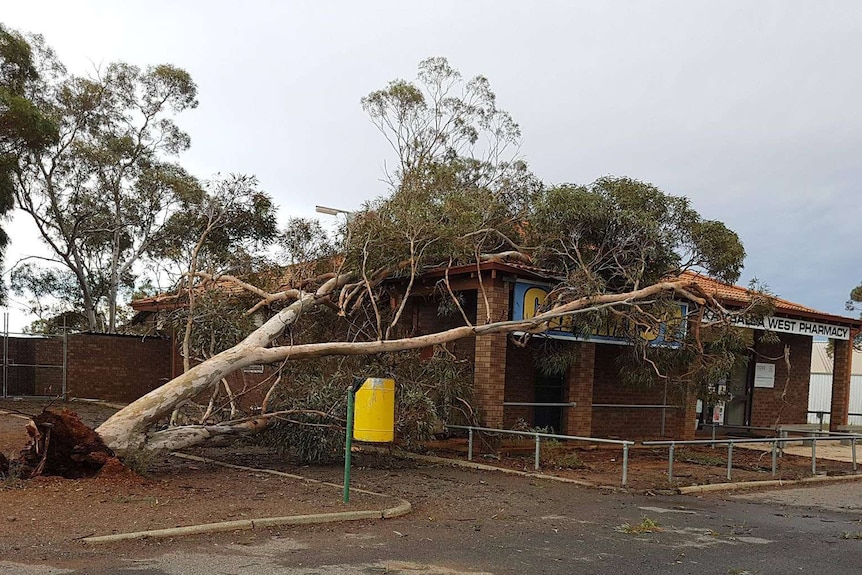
[0,399,858,566]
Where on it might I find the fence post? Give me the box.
[668,443,675,483]
[711,424,716,449]
[2,312,7,398]
[622,444,629,487]
[468,428,474,461]
[534,434,541,471]
[811,439,817,476]
[852,438,857,473]
[771,441,778,477]
[62,326,68,400]
[726,443,733,481]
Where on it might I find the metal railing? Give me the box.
[643,434,862,483]
[807,410,862,430]
[700,423,779,448]
[445,424,635,486]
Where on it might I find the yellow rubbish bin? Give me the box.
[353,377,395,442]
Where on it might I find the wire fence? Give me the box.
[2,312,67,399]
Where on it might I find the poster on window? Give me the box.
[712,402,726,424]
[754,363,775,388]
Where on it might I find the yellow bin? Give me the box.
[353,377,395,442]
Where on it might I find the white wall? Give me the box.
[808,373,862,426]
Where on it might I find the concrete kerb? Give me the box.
[82,452,412,544]
[361,446,862,496]
[677,472,862,495]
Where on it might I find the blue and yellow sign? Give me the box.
[511,281,687,346]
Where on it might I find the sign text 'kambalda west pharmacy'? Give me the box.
[705,311,851,340]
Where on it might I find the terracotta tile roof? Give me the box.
[131,258,861,329]
[679,271,818,314]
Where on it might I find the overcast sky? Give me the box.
[2,1,861,330]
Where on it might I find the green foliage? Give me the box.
[10,263,93,332]
[533,340,579,378]
[617,325,751,405]
[169,289,259,359]
[9,32,201,332]
[529,177,745,297]
[848,284,862,350]
[120,447,160,477]
[0,24,59,304]
[352,57,537,291]
[259,337,473,463]
[361,56,521,182]
[279,216,338,283]
[677,448,725,467]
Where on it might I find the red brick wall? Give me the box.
[750,332,812,428]
[503,340,534,427]
[66,334,172,403]
[413,292,477,364]
[591,344,694,439]
[502,340,595,436]
[473,279,509,427]
[4,336,64,396]
[566,343,595,437]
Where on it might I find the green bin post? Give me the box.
[343,377,366,503]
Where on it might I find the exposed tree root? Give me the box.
[18,409,115,479]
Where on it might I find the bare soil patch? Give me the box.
[0,401,384,564]
[420,437,857,490]
[0,399,857,565]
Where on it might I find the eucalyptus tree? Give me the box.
[152,174,279,372]
[0,23,58,303]
[9,35,200,332]
[91,58,766,457]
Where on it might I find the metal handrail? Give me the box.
[643,434,862,483]
[502,402,577,407]
[807,410,862,431]
[592,404,679,409]
[700,423,781,448]
[445,424,634,486]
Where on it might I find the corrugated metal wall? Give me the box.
[808,373,862,426]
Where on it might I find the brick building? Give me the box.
[130,262,861,441]
[1,332,171,403]
[404,262,861,440]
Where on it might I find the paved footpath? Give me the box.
[3,465,861,575]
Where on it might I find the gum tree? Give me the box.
[0,23,58,303]
[91,58,767,456]
[9,34,200,332]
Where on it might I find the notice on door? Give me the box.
[754,363,775,388]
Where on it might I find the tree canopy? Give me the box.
[0,24,58,303]
[11,54,202,332]
[0,35,771,463]
[92,57,764,457]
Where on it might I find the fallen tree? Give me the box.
[97,276,722,452]
[16,57,769,461]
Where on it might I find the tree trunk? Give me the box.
[96,279,699,454]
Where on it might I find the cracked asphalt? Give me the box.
[2,468,860,575]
